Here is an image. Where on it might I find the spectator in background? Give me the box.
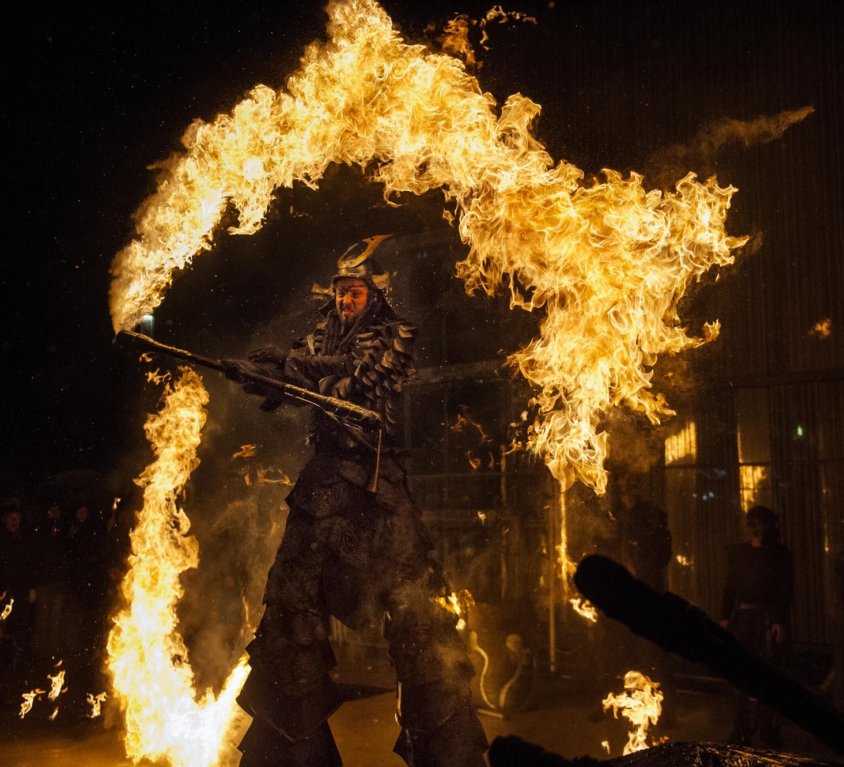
[721,504,794,748]
[614,473,673,592]
[33,502,70,662]
[0,498,37,699]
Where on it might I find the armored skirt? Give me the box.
[236,449,488,767]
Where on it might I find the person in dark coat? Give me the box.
[721,504,794,747]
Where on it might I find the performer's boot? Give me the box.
[386,579,488,767]
[393,695,487,767]
[239,717,342,767]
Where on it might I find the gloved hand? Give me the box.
[282,348,316,388]
[221,359,281,411]
[221,358,260,384]
[283,349,353,386]
[247,345,287,367]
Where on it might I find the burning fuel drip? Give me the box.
[48,667,66,702]
[1,597,14,621]
[105,369,249,767]
[569,597,598,623]
[602,670,666,755]
[18,662,67,720]
[19,689,44,719]
[87,691,108,719]
[108,0,745,759]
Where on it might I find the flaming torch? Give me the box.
[108,0,746,762]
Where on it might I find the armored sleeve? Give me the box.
[324,320,416,435]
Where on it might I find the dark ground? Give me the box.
[0,646,840,767]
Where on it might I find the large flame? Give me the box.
[108,1,746,762]
[110,0,744,494]
[105,369,248,767]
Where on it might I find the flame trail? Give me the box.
[108,1,746,761]
[1,598,14,621]
[110,0,744,496]
[105,369,248,767]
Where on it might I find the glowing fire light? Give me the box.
[49,707,59,722]
[570,597,598,623]
[256,466,293,485]
[231,444,257,459]
[810,318,832,339]
[105,370,249,767]
[601,740,611,754]
[675,554,691,567]
[602,670,665,755]
[108,0,745,760]
[435,589,474,631]
[87,692,108,719]
[1,598,14,621]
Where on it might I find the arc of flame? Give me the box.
[602,670,665,755]
[109,0,745,499]
[107,1,745,764]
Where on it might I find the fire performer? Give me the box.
[222,235,488,767]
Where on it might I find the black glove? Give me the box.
[221,359,282,411]
[283,349,353,386]
[221,358,260,384]
[247,345,287,367]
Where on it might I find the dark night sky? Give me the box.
[2,0,841,488]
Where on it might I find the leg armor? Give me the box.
[386,575,488,767]
[237,508,344,766]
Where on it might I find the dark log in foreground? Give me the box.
[573,555,844,756]
[489,736,842,767]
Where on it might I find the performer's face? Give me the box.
[335,278,369,324]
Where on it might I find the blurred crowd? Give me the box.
[0,483,132,715]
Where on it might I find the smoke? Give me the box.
[646,106,814,189]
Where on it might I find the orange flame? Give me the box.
[19,689,44,719]
[231,444,257,459]
[105,369,248,766]
[602,670,666,754]
[87,691,108,719]
[0,598,14,621]
[47,667,66,702]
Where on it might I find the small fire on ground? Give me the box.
[602,670,667,755]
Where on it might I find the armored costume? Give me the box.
[233,239,488,767]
